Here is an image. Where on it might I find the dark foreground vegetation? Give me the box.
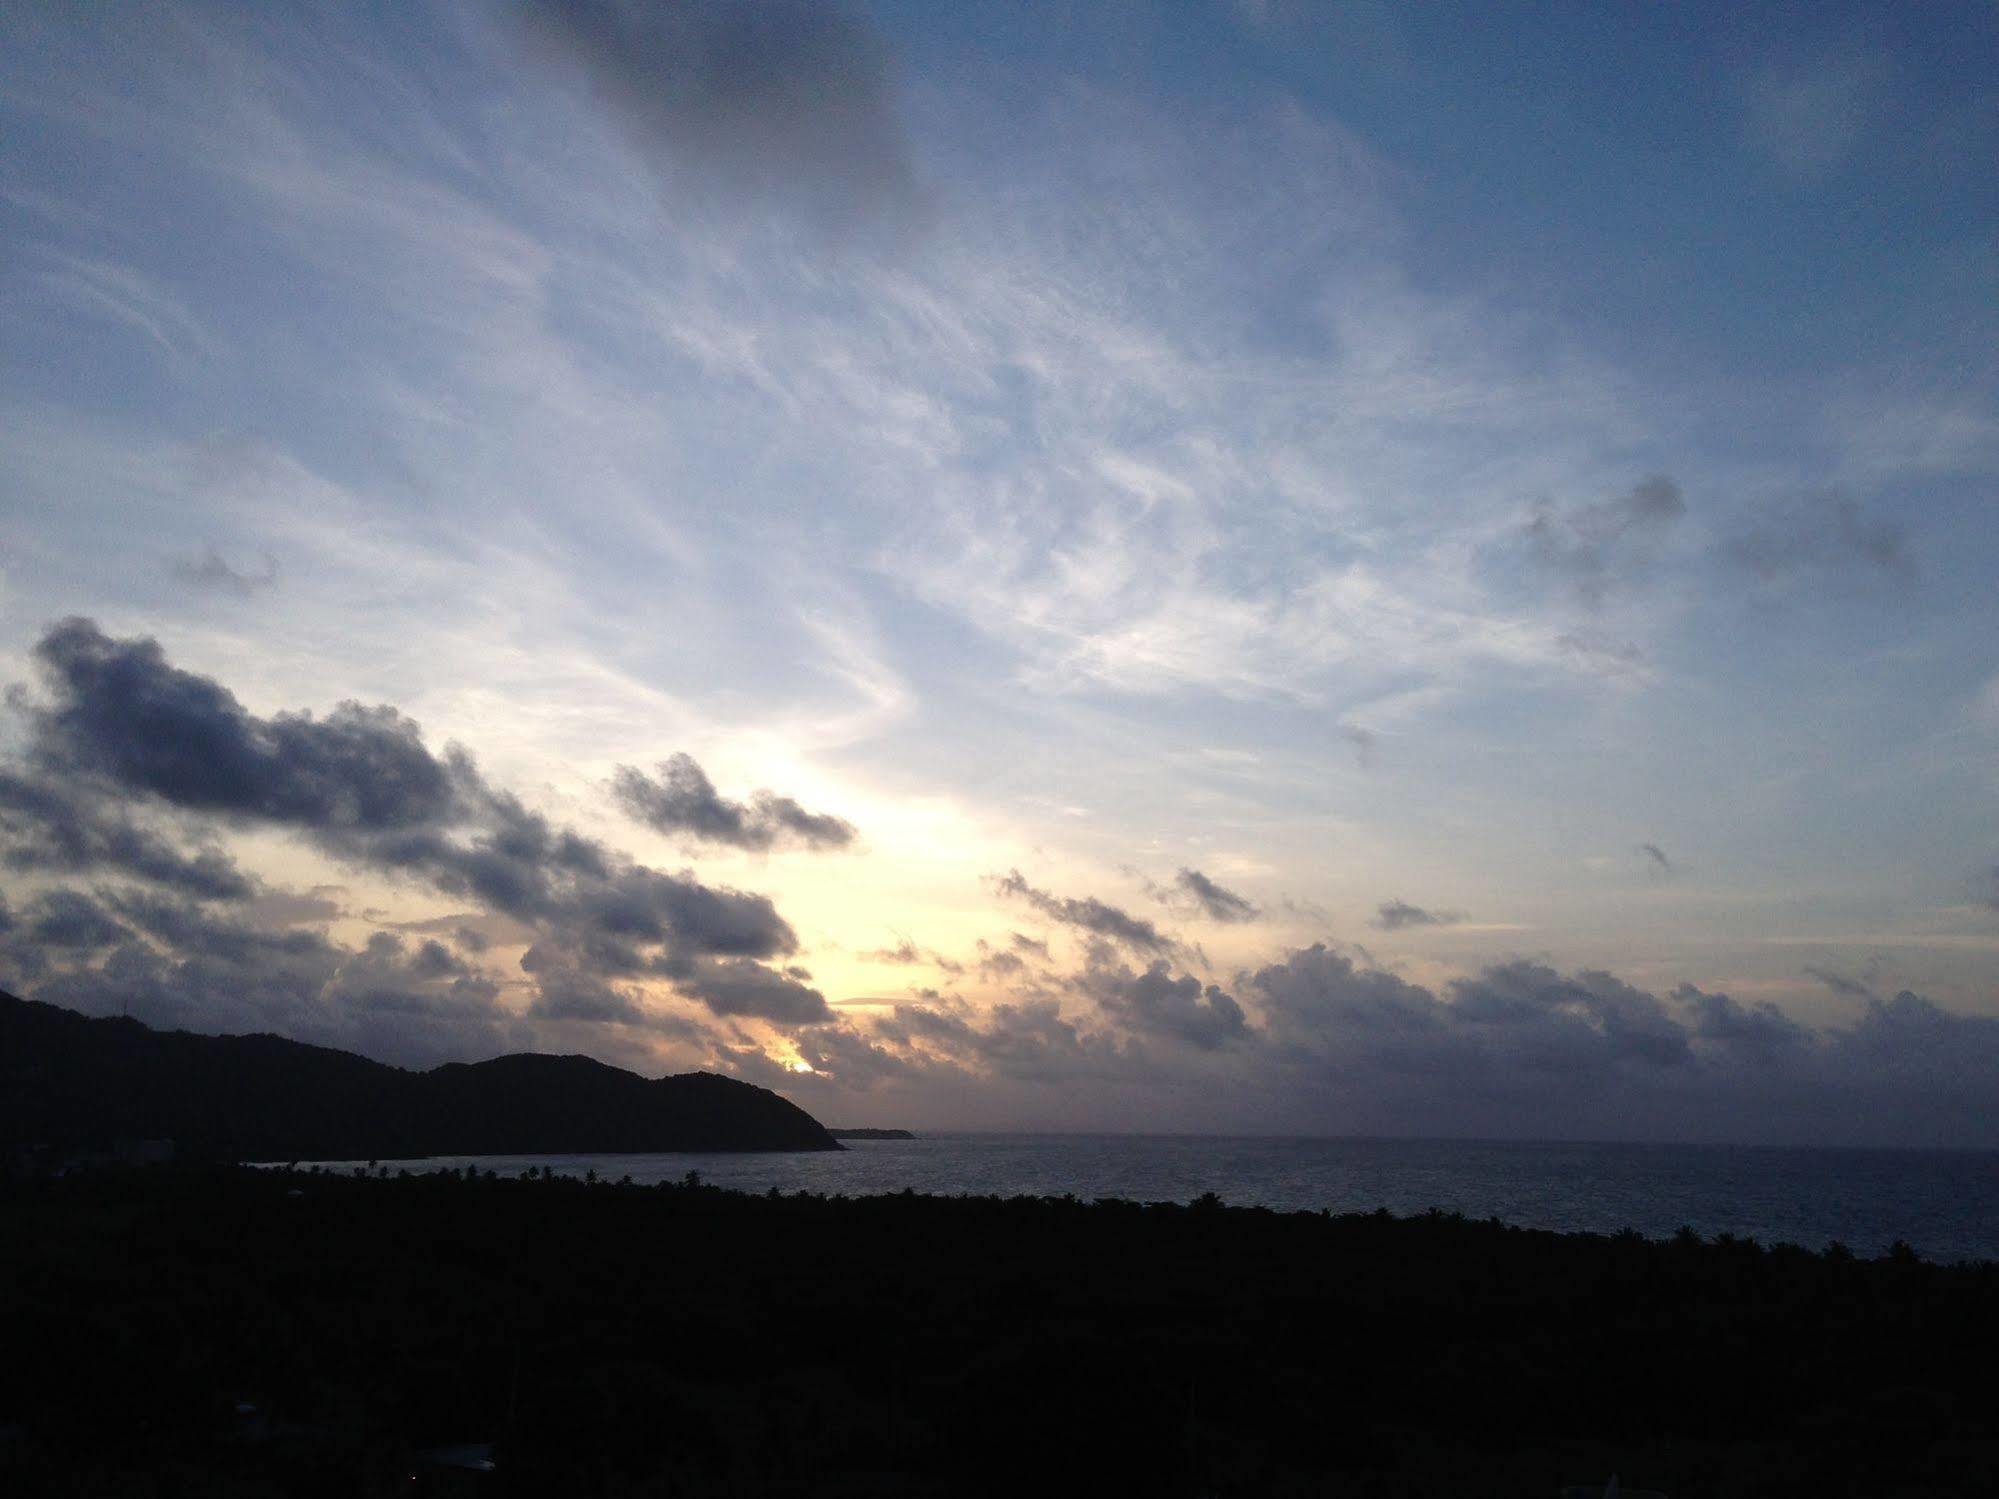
[1,992,837,1159]
[2,1168,1994,1498]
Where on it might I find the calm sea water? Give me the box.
[307,1133,1999,1263]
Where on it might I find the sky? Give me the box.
[2,0,1996,1146]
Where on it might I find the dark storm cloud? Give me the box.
[1525,474,1685,609]
[1372,898,1465,931]
[1639,842,1672,874]
[992,869,1175,956]
[0,769,252,899]
[1721,495,1914,590]
[611,753,857,851]
[171,544,278,598]
[519,0,918,229]
[1173,868,1259,923]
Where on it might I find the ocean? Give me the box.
[299,1132,1999,1263]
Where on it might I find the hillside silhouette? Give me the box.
[0,991,838,1160]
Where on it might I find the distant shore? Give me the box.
[827,1126,916,1139]
[2,1164,1992,1496]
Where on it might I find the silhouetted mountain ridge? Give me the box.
[0,991,839,1159]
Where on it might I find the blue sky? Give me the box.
[2,1,1996,1142]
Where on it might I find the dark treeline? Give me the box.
[2,1167,1993,1496]
[0,992,837,1159]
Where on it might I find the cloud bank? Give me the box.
[5,617,1997,1148]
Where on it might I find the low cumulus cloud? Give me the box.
[1079,957,1250,1051]
[611,753,857,852]
[0,769,252,900]
[767,940,1999,1147]
[1524,475,1686,610]
[992,869,1175,956]
[517,0,918,230]
[1372,898,1465,931]
[6,618,815,1038]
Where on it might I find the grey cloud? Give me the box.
[1525,474,1685,610]
[1672,983,1811,1061]
[1174,868,1259,923]
[992,869,1175,956]
[24,888,345,1039]
[519,0,918,230]
[12,619,804,1023]
[24,889,129,951]
[410,937,471,980]
[1372,898,1465,931]
[879,994,1120,1086]
[0,769,251,899]
[28,617,458,833]
[657,954,833,1024]
[172,544,277,597]
[611,753,857,851]
[14,886,505,1069]
[1804,965,1878,1002]
[1245,948,1996,1142]
[522,951,647,1024]
[716,943,1998,1146]
[1721,495,1913,591]
[1083,958,1250,1051]
[860,936,961,975]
